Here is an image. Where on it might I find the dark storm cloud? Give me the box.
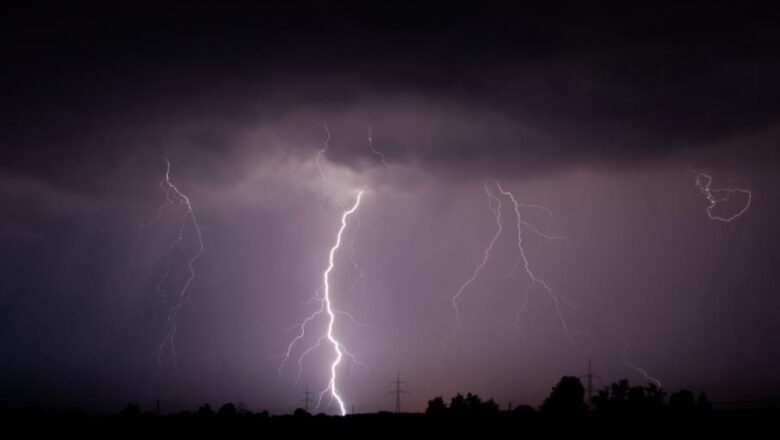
[2,1,780,195]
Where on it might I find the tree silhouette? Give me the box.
[293,408,310,417]
[541,376,587,414]
[120,403,141,418]
[426,397,447,415]
[593,380,667,413]
[450,393,467,412]
[669,390,696,412]
[218,403,237,418]
[425,393,499,414]
[696,392,711,411]
[197,403,215,418]
[481,398,499,413]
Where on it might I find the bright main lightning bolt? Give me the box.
[694,170,752,222]
[494,180,577,346]
[150,159,205,368]
[320,191,364,415]
[444,181,503,344]
[280,191,366,416]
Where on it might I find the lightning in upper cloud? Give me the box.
[494,180,578,347]
[143,158,205,369]
[367,125,391,170]
[316,123,330,184]
[693,170,752,222]
[314,124,332,217]
[280,190,366,416]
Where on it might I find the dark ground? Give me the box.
[2,409,777,438]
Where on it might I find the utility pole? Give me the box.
[300,382,314,412]
[580,358,601,409]
[387,370,409,413]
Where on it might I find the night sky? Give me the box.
[1,1,779,414]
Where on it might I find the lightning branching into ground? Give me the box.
[620,336,662,388]
[280,191,366,416]
[494,180,578,347]
[317,190,365,415]
[145,159,205,369]
[693,170,752,222]
[366,125,391,170]
[443,180,503,347]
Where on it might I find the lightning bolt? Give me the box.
[146,158,205,368]
[316,123,330,185]
[347,214,365,293]
[693,170,752,222]
[367,125,391,169]
[280,190,366,416]
[317,190,365,415]
[441,179,575,356]
[494,180,578,347]
[444,180,503,345]
[619,335,662,388]
[313,123,334,220]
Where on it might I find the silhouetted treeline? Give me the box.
[425,376,712,416]
[592,379,711,414]
[0,376,777,437]
[426,393,499,415]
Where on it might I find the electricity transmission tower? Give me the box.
[387,370,409,413]
[580,358,601,409]
[300,382,315,412]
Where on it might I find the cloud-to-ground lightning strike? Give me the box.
[620,335,662,388]
[443,181,503,346]
[494,181,578,347]
[318,191,365,415]
[693,171,752,222]
[280,190,366,416]
[145,159,205,368]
